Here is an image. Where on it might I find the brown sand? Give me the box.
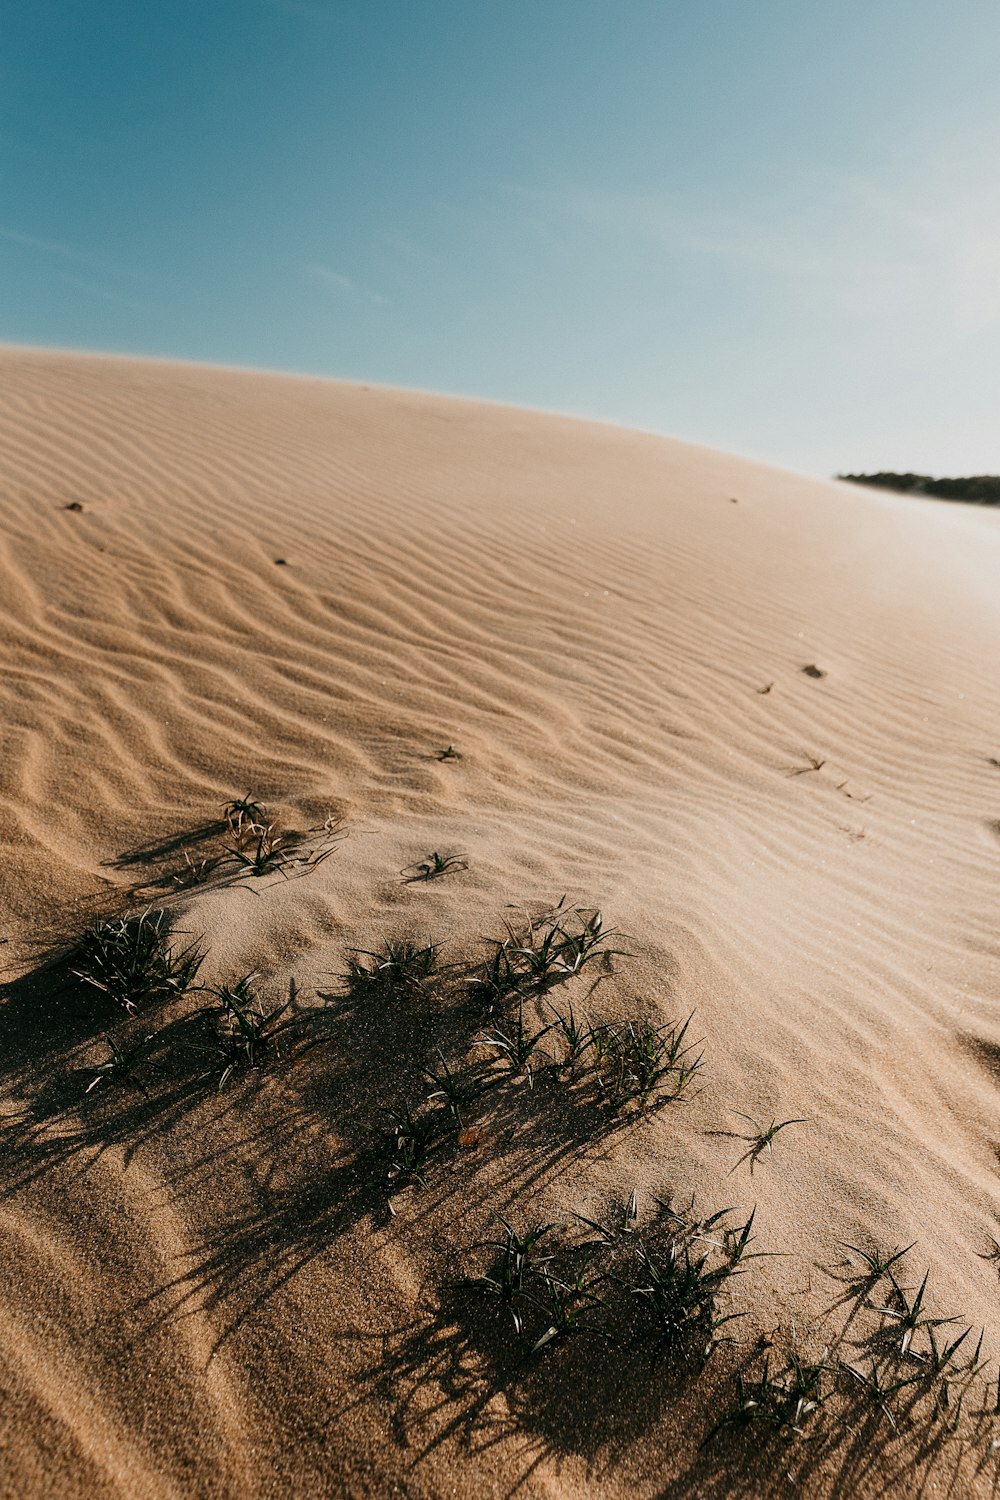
[1,346,999,1497]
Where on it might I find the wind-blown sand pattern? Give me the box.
[1,346,1000,1497]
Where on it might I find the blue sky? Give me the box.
[4,1,1000,476]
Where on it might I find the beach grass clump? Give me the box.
[842,1239,915,1290]
[403,850,468,882]
[85,1032,159,1096]
[386,1104,444,1187]
[224,824,291,876]
[471,939,523,1006]
[727,1112,805,1175]
[554,907,632,978]
[463,1216,556,1336]
[423,1047,496,1129]
[347,937,445,994]
[505,902,630,989]
[525,1269,609,1354]
[72,909,204,1014]
[922,1327,987,1437]
[484,1003,706,1115]
[591,1013,703,1110]
[460,1192,759,1375]
[548,1000,593,1077]
[870,1268,960,1357]
[470,901,630,1004]
[223,793,266,839]
[475,999,555,1084]
[198,975,299,1089]
[171,849,220,888]
[575,1190,640,1247]
[224,820,343,879]
[702,1351,832,1446]
[838,1358,921,1431]
[612,1236,745,1369]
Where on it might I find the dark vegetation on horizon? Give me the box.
[839,472,1000,506]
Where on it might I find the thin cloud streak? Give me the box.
[506,152,1000,332]
[0,225,156,285]
[305,261,388,306]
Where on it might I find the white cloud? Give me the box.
[305,261,388,306]
[504,146,1000,333]
[306,262,355,292]
[0,225,154,284]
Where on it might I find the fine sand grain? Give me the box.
[1,347,1000,1497]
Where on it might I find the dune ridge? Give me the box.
[1,347,1000,1496]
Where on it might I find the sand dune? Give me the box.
[1,346,1000,1496]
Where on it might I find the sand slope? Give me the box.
[1,347,1000,1497]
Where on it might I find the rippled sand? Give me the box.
[2,347,999,1497]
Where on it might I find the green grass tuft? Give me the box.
[347,937,444,994]
[72,909,204,1014]
[85,1032,159,1096]
[197,975,300,1089]
[403,850,468,882]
